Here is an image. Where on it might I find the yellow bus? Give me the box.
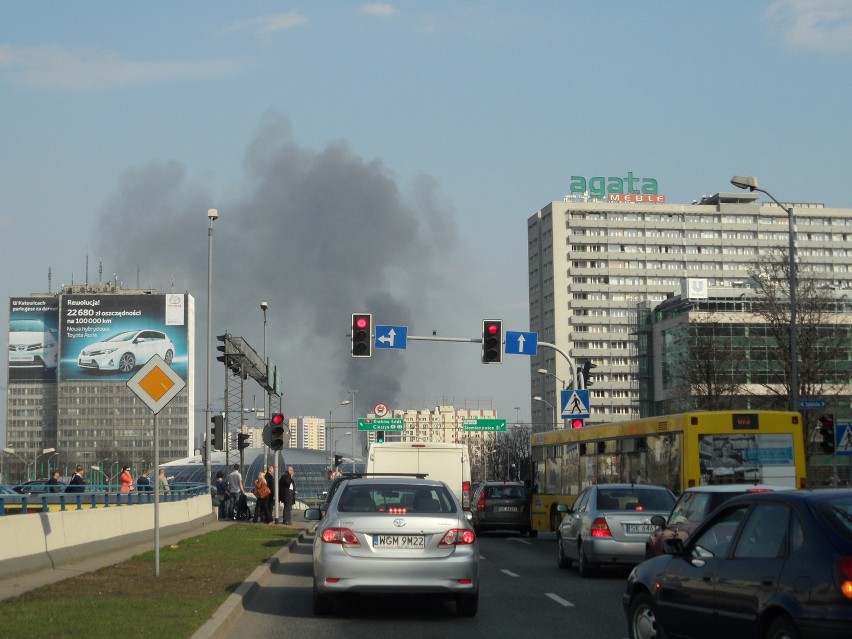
[529,410,807,533]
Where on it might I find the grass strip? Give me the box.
[0,523,297,639]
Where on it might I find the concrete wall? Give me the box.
[0,495,216,580]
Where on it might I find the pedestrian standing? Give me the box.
[137,469,152,491]
[264,465,275,521]
[279,466,296,525]
[119,466,134,493]
[227,464,244,520]
[252,471,273,524]
[157,468,171,493]
[65,465,86,493]
[47,470,62,493]
[214,471,228,520]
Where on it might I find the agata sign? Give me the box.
[569,172,665,202]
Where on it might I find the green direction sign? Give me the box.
[462,418,507,432]
[358,418,405,431]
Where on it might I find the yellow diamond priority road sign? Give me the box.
[127,354,186,414]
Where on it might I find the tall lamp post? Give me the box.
[349,389,358,471]
[730,176,798,412]
[327,400,351,467]
[205,207,219,495]
[532,396,556,431]
[261,301,269,470]
[538,368,567,428]
[32,447,56,480]
[334,432,352,471]
[2,448,27,483]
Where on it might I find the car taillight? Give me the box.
[745,488,773,493]
[590,517,612,538]
[439,529,476,547]
[320,527,360,546]
[462,481,471,510]
[477,494,486,512]
[836,557,852,599]
[379,506,408,514]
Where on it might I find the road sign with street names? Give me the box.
[800,399,826,409]
[358,418,405,431]
[374,325,408,349]
[505,331,538,355]
[462,418,507,431]
[561,389,590,419]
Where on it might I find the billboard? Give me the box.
[8,297,60,383]
[59,293,189,381]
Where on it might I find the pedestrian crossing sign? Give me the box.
[837,423,852,456]
[561,389,590,419]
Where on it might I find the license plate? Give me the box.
[625,524,657,534]
[497,506,518,512]
[374,534,425,548]
[10,354,34,361]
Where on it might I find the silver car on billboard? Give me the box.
[77,329,174,373]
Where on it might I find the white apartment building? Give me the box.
[527,189,852,432]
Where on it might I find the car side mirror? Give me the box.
[662,537,684,555]
[464,510,473,522]
[556,503,569,513]
[650,515,666,528]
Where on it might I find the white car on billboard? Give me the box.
[77,329,175,373]
[8,318,58,371]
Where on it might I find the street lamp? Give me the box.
[538,368,567,428]
[46,452,59,475]
[334,432,352,472]
[532,396,556,431]
[261,301,269,469]
[730,175,799,412]
[2,448,27,483]
[205,207,219,495]
[327,400,351,466]
[32,447,56,480]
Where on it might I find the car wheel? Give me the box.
[457,592,478,617]
[766,615,800,639]
[312,580,333,616]
[118,353,136,372]
[550,508,561,532]
[628,592,667,639]
[163,349,174,364]
[557,533,571,569]
[577,540,596,577]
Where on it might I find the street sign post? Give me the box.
[800,399,826,410]
[358,418,405,431]
[462,418,507,431]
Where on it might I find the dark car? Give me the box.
[470,481,535,537]
[13,479,66,495]
[624,489,852,639]
[644,483,791,558]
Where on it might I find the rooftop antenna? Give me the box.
[48,267,52,294]
[98,258,103,285]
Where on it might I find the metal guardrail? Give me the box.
[0,483,209,516]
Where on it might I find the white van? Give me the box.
[365,442,472,509]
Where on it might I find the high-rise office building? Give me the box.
[528,188,852,431]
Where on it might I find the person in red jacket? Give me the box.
[119,466,134,492]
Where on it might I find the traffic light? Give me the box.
[269,413,286,451]
[571,418,585,429]
[376,431,385,444]
[216,333,228,365]
[581,360,596,389]
[210,414,224,450]
[819,414,835,454]
[334,454,343,467]
[481,319,503,364]
[237,433,250,450]
[351,313,372,358]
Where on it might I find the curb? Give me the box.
[191,526,311,639]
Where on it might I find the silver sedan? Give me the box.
[557,483,675,577]
[304,477,480,616]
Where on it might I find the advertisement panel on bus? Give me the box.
[59,294,188,381]
[8,297,60,382]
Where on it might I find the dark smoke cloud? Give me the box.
[93,110,476,440]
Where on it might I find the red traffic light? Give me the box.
[486,323,499,335]
[271,413,285,426]
[571,418,584,429]
[355,316,369,330]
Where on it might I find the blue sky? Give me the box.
[2,1,851,443]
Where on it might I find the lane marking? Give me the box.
[500,569,519,577]
[545,592,575,607]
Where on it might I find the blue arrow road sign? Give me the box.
[505,331,538,355]
[800,399,826,409]
[374,325,407,349]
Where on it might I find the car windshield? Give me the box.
[102,332,137,343]
[597,487,675,511]
[10,319,47,332]
[484,485,525,499]
[817,495,852,540]
[338,483,457,514]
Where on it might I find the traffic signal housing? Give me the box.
[351,313,372,358]
[571,418,585,429]
[819,414,835,454]
[581,360,596,389]
[376,431,385,444]
[334,454,343,467]
[237,432,250,450]
[481,319,503,364]
[210,414,224,450]
[269,413,286,451]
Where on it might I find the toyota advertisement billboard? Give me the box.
[59,293,189,381]
[8,297,60,383]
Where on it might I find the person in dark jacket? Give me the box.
[47,470,62,493]
[279,466,296,525]
[136,469,152,491]
[66,465,86,493]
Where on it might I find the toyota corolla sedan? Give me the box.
[77,329,174,372]
[304,477,479,617]
[624,489,852,639]
[8,318,58,371]
[556,483,676,576]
